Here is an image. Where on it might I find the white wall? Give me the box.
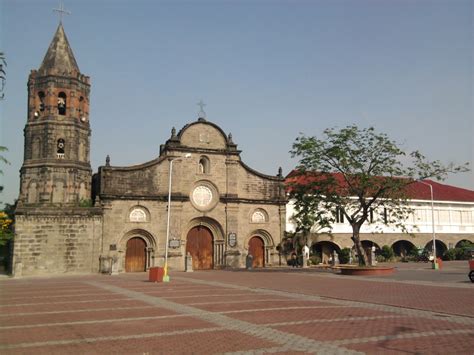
[286,199,474,235]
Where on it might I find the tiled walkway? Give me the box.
[1,269,473,354]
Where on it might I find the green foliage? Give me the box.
[289,125,469,266]
[0,51,5,100]
[0,146,9,171]
[456,241,474,260]
[338,248,351,264]
[0,146,9,195]
[0,209,14,247]
[78,198,93,207]
[443,249,457,261]
[380,245,395,261]
[442,242,473,261]
[309,255,321,265]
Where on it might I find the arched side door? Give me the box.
[249,236,265,268]
[186,226,214,270]
[125,237,147,272]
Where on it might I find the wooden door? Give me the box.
[249,236,265,268]
[186,226,213,270]
[125,237,146,272]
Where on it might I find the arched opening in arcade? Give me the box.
[248,236,265,268]
[352,240,381,265]
[455,239,474,249]
[425,240,447,258]
[186,225,214,270]
[392,240,417,258]
[312,241,341,264]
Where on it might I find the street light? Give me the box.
[418,180,437,270]
[163,153,191,282]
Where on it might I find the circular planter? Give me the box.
[339,266,395,276]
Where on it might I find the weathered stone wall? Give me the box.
[98,119,286,273]
[13,207,102,276]
[100,197,285,272]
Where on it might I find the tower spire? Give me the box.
[38,22,79,76]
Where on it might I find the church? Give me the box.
[12,23,286,277]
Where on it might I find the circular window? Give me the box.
[190,182,218,212]
[192,185,213,207]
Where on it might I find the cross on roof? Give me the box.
[197,100,207,118]
[53,1,71,23]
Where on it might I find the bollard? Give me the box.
[246,254,253,270]
[185,252,193,272]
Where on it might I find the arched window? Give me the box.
[198,156,210,174]
[130,207,148,222]
[32,137,41,159]
[52,181,65,203]
[38,91,45,112]
[79,96,86,122]
[27,182,38,204]
[58,92,67,115]
[251,209,268,223]
[57,138,65,159]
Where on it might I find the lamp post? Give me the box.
[418,180,437,269]
[163,154,191,282]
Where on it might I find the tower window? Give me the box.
[198,156,210,174]
[79,96,84,115]
[38,91,45,112]
[58,92,67,115]
[57,138,65,159]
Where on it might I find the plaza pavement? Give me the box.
[0,262,473,354]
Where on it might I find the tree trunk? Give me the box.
[351,225,369,266]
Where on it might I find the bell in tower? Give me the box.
[19,21,92,206]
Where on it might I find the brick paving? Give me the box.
[0,268,473,354]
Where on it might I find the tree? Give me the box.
[0,209,13,247]
[0,51,5,100]
[289,125,468,266]
[0,146,9,194]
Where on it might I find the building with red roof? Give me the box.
[285,172,474,264]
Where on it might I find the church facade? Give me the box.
[12,24,286,277]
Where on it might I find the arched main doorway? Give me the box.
[125,237,147,272]
[186,226,214,270]
[248,236,265,268]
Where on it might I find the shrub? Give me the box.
[443,249,457,261]
[78,198,93,207]
[309,255,321,265]
[455,241,473,260]
[339,248,351,264]
[380,245,395,261]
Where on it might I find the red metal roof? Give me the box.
[405,179,474,202]
[286,171,474,203]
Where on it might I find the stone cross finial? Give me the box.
[53,1,71,23]
[197,100,206,118]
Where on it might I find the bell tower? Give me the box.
[19,22,92,206]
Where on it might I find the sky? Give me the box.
[0,0,473,206]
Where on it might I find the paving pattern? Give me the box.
[0,268,473,354]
